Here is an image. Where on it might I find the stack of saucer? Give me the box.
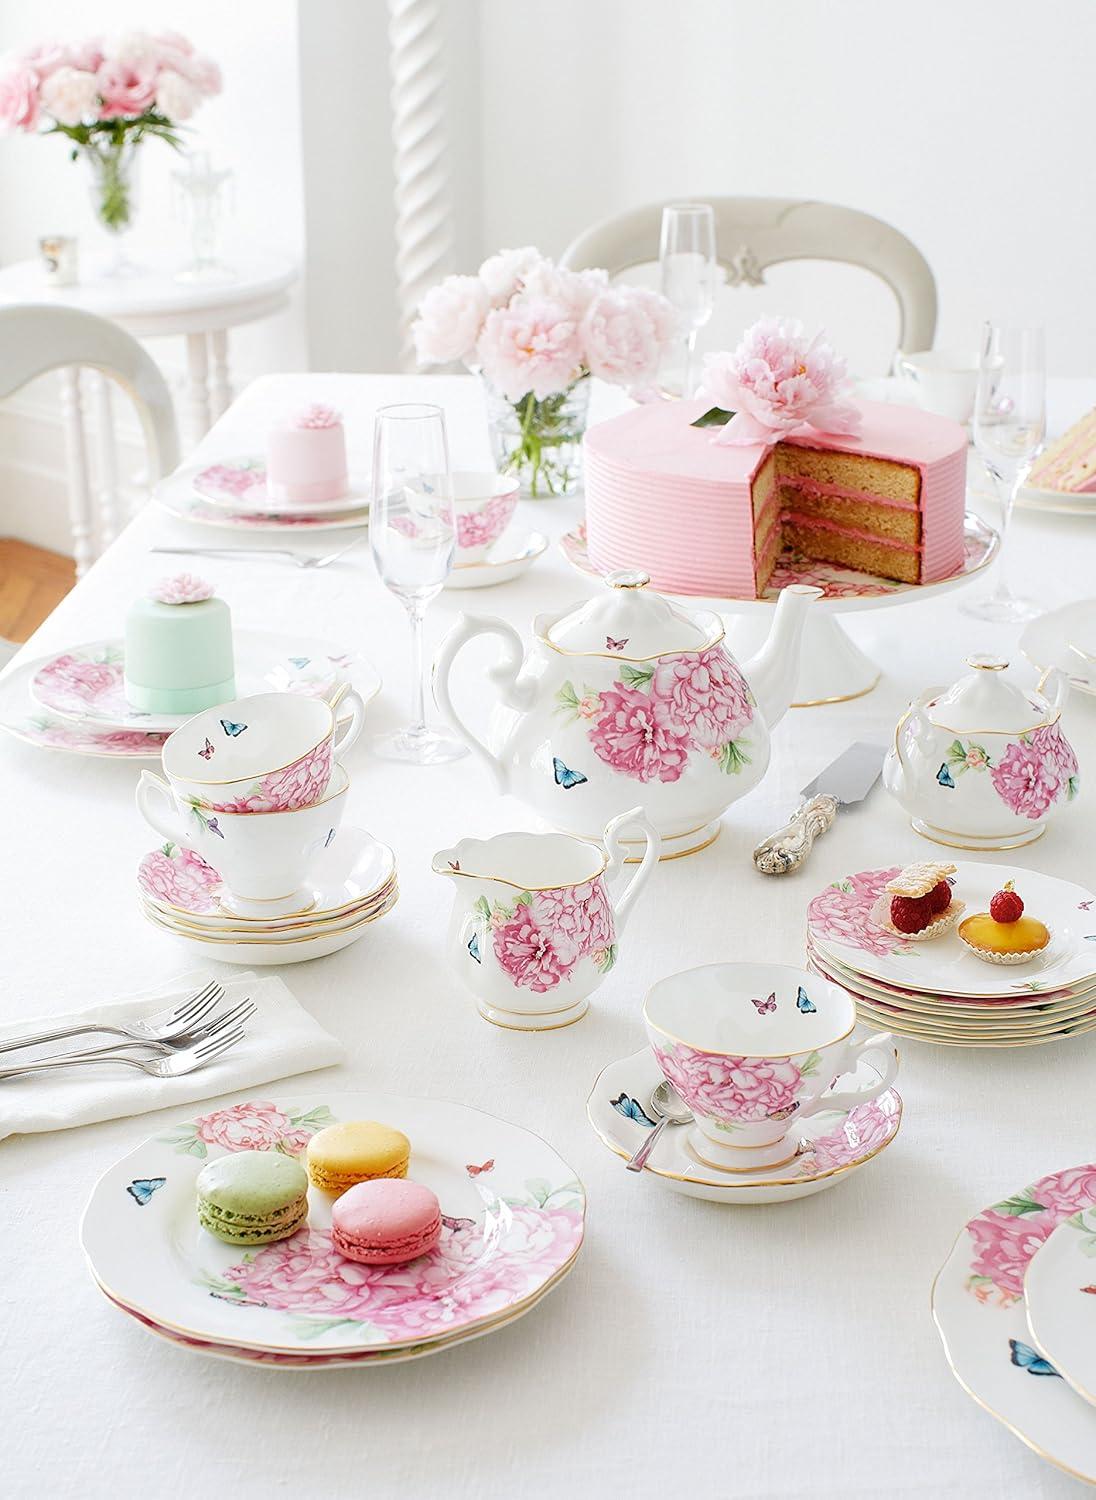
[136,690,397,964]
[806,862,1096,1048]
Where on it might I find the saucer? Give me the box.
[140,888,399,965]
[444,533,547,589]
[586,1048,902,1203]
[193,456,371,516]
[156,467,370,533]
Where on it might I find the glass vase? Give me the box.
[83,138,141,274]
[483,376,591,498]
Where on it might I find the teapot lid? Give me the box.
[925,654,1056,734]
[543,570,721,658]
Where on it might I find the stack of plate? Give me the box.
[805,862,1096,1048]
[933,1161,1096,1483]
[156,456,370,533]
[81,1091,586,1369]
[138,827,398,965]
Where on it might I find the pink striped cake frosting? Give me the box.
[583,398,968,598]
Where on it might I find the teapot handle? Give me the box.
[602,806,662,933]
[434,614,524,794]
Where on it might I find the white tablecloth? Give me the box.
[3,373,1095,1500]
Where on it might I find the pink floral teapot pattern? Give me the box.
[883,654,1079,850]
[434,571,820,858]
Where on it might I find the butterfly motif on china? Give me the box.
[1008,1338,1060,1377]
[467,931,481,963]
[288,656,311,670]
[126,1177,166,1206]
[796,986,816,1014]
[751,992,777,1016]
[936,762,955,789]
[198,737,215,761]
[605,636,629,652]
[207,818,224,840]
[611,1093,657,1128]
[324,828,336,848]
[221,719,247,737]
[442,1214,477,1233]
[1082,1285,1096,1295]
[448,860,461,872]
[553,756,588,789]
[1079,900,1094,911]
[466,1160,494,1177]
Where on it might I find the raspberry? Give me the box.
[990,882,1024,923]
[928,879,952,914]
[890,893,934,933]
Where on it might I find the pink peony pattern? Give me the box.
[213,737,332,813]
[802,1093,899,1171]
[807,866,911,957]
[159,1100,336,1160]
[650,647,754,750]
[492,911,577,992]
[588,682,692,784]
[652,1040,815,1124]
[476,876,617,991]
[989,725,1079,821]
[34,651,124,714]
[138,841,221,913]
[27,718,166,755]
[455,492,517,552]
[194,460,267,505]
[965,1163,1096,1306]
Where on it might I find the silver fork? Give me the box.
[151,535,369,570]
[1,998,256,1069]
[0,1026,248,1083]
[0,980,225,1056]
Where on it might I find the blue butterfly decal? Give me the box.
[220,719,247,737]
[207,817,224,840]
[610,1093,657,1128]
[553,756,588,789]
[936,762,955,789]
[324,828,336,848]
[127,1177,166,1206]
[796,986,817,1014]
[288,656,310,669]
[468,931,481,963]
[1009,1338,1060,1377]
[1084,935,1096,943]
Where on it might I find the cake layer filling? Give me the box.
[782,519,921,584]
[778,474,919,511]
[780,509,922,554]
[778,489,922,546]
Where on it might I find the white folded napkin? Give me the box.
[0,970,345,1141]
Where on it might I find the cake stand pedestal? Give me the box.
[724,610,880,706]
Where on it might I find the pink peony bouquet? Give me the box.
[0,31,221,238]
[412,247,676,497]
[698,317,861,447]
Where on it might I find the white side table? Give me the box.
[0,253,298,569]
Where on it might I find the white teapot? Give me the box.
[883,654,1079,850]
[434,571,820,858]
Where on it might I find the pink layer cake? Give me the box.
[583,398,968,598]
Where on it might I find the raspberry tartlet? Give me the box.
[958,880,1050,964]
[872,861,964,941]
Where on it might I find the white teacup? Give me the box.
[895,348,979,425]
[452,471,519,566]
[136,764,349,917]
[644,962,898,1172]
[163,688,364,812]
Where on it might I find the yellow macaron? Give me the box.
[306,1120,411,1195]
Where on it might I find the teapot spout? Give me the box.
[742,585,822,728]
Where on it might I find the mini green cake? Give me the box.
[195,1150,309,1246]
[124,574,235,714]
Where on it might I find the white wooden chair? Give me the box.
[560,196,937,359]
[0,304,180,576]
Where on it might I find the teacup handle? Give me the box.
[795,1031,898,1121]
[894,355,918,383]
[603,806,662,933]
[331,687,365,759]
[135,770,189,848]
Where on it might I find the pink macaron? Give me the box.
[330,1178,442,1265]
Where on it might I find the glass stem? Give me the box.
[406,597,428,736]
[683,330,697,399]
[993,472,1019,601]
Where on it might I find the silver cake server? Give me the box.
[753,741,886,875]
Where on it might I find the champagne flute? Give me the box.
[659,203,718,398]
[369,403,467,764]
[962,322,1046,623]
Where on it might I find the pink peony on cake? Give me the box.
[266,403,349,505]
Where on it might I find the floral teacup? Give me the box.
[644,962,898,1171]
[451,471,519,566]
[432,807,661,1029]
[163,688,364,812]
[137,764,349,918]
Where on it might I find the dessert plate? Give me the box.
[193,457,371,516]
[141,898,397,965]
[807,973,1096,1039]
[81,1091,585,1357]
[1021,600,1096,698]
[586,1048,901,1204]
[143,878,398,942]
[807,864,1096,998]
[0,656,166,758]
[156,467,370,533]
[834,993,1096,1048]
[932,1164,1096,1484]
[443,533,548,590]
[29,631,380,733]
[1024,1206,1096,1407]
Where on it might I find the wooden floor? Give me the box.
[0,538,76,643]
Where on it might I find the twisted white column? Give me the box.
[387,0,453,371]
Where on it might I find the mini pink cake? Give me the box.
[583,398,968,598]
[266,402,349,505]
[330,1179,442,1266]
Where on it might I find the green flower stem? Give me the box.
[498,381,588,498]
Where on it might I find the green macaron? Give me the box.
[195,1149,309,1246]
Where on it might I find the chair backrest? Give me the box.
[560,196,937,357]
[0,303,180,574]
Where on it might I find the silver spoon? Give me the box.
[625,1081,693,1173]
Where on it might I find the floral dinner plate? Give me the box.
[0,656,167,758]
[156,465,370,533]
[82,1092,585,1356]
[932,1165,1096,1484]
[808,864,1096,998]
[193,456,371,516]
[1024,1206,1096,1407]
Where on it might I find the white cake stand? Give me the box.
[560,512,999,707]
